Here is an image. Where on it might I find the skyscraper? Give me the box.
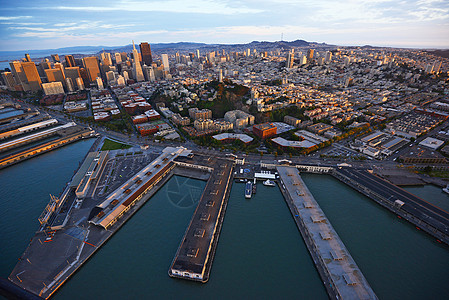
[45,68,65,84]
[325,51,332,64]
[9,61,27,86]
[65,67,81,80]
[51,54,60,63]
[65,55,76,67]
[286,50,295,68]
[100,52,112,66]
[139,42,153,65]
[307,49,314,61]
[161,54,170,72]
[24,54,32,62]
[21,62,42,92]
[1,72,16,91]
[115,53,122,64]
[82,57,101,83]
[132,41,145,82]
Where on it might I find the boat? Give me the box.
[252,178,257,194]
[443,184,449,195]
[245,181,252,199]
[263,179,276,187]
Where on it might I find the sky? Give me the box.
[0,0,448,51]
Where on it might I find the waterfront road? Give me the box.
[335,167,449,237]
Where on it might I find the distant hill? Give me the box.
[0,39,334,62]
[427,49,449,59]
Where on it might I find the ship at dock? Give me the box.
[263,180,276,187]
[443,184,449,195]
[245,181,252,199]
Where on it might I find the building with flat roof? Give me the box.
[253,123,277,139]
[272,137,316,149]
[213,133,253,144]
[419,137,444,150]
[307,122,334,135]
[89,147,188,229]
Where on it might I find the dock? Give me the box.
[0,126,95,170]
[8,147,234,298]
[277,166,377,300]
[169,155,234,282]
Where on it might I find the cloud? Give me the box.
[0,16,32,20]
[31,0,263,15]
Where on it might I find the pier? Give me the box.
[0,127,95,170]
[277,166,377,300]
[8,147,234,298]
[332,167,449,245]
[169,155,234,282]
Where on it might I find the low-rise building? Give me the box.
[253,123,277,139]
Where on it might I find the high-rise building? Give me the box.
[206,52,215,64]
[132,41,145,82]
[9,61,27,86]
[65,78,74,92]
[21,62,42,92]
[139,42,153,65]
[79,68,90,87]
[54,63,65,79]
[161,54,170,72]
[1,72,16,91]
[42,82,64,95]
[115,53,122,64]
[96,77,104,90]
[51,54,60,63]
[100,52,112,66]
[325,51,332,64]
[286,50,295,68]
[307,49,314,61]
[143,65,155,82]
[175,52,180,64]
[76,77,85,90]
[65,67,81,80]
[116,75,125,86]
[106,71,116,85]
[65,55,76,67]
[45,68,65,84]
[218,69,223,82]
[82,57,101,83]
[196,49,200,59]
[24,54,32,62]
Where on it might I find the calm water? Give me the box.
[55,180,326,299]
[0,144,448,299]
[0,139,95,277]
[302,174,449,300]
[403,184,449,213]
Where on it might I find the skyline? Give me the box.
[0,0,448,51]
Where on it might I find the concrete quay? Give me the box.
[277,166,377,300]
[8,147,233,298]
[0,128,95,170]
[169,155,234,282]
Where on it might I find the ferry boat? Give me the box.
[443,184,449,195]
[263,179,276,187]
[245,181,252,199]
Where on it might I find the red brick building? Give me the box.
[253,123,277,139]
